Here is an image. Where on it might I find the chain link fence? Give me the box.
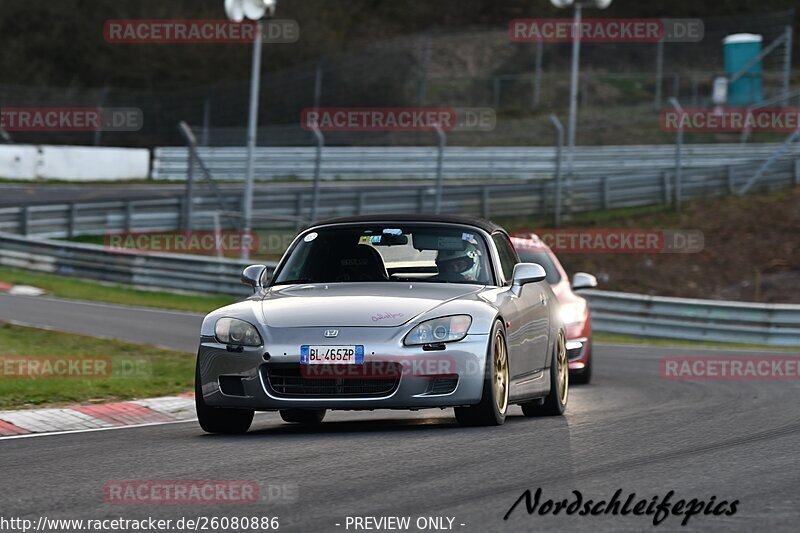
[0,10,794,148]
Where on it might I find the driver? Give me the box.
[435,247,482,282]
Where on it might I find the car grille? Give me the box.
[427,376,459,395]
[264,364,401,398]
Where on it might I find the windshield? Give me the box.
[272,224,494,285]
[514,249,561,285]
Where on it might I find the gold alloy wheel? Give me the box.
[493,331,509,413]
[557,333,568,406]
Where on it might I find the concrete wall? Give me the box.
[0,145,150,181]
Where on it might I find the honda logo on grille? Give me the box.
[324,329,339,338]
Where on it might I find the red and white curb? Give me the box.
[0,392,195,437]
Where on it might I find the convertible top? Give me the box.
[310,214,506,235]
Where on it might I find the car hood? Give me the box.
[260,282,483,327]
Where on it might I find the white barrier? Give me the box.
[0,145,150,181]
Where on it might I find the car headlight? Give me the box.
[215,318,263,347]
[404,315,472,346]
[559,301,587,326]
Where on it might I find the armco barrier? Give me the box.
[583,290,800,347]
[0,232,273,296]
[1,232,798,346]
[152,143,800,181]
[3,155,800,239]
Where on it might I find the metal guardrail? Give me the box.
[0,232,273,297]
[1,232,797,346]
[4,155,800,239]
[583,290,800,347]
[152,143,800,181]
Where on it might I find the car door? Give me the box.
[492,233,550,380]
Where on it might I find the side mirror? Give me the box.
[241,264,267,292]
[571,272,598,291]
[512,262,547,286]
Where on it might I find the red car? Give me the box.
[511,235,597,384]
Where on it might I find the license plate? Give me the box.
[300,345,364,364]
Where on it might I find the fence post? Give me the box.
[68,203,77,239]
[669,98,684,211]
[532,40,543,109]
[433,124,446,214]
[654,39,664,109]
[602,176,610,210]
[549,115,564,226]
[20,206,29,236]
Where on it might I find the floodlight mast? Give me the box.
[225,0,277,259]
[549,0,612,215]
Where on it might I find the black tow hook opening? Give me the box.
[422,342,446,351]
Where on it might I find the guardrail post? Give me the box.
[296,193,304,220]
[602,176,610,210]
[125,201,134,232]
[309,126,325,222]
[19,206,29,236]
[481,186,490,219]
[357,192,366,215]
[727,166,735,194]
[540,182,548,215]
[68,203,77,238]
[794,159,800,187]
[418,188,426,213]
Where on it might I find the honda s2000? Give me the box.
[195,215,567,433]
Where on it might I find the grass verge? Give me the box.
[594,332,799,352]
[0,323,194,409]
[0,267,235,313]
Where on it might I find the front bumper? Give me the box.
[197,328,489,410]
[566,337,590,371]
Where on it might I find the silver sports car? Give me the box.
[195,215,567,433]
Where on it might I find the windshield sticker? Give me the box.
[359,235,382,244]
[304,232,318,242]
[437,236,464,250]
[462,233,478,245]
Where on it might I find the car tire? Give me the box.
[521,331,568,417]
[454,320,509,427]
[195,364,254,434]
[279,409,327,424]
[570,346,592,385]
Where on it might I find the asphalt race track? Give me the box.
[1,294,799,531]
